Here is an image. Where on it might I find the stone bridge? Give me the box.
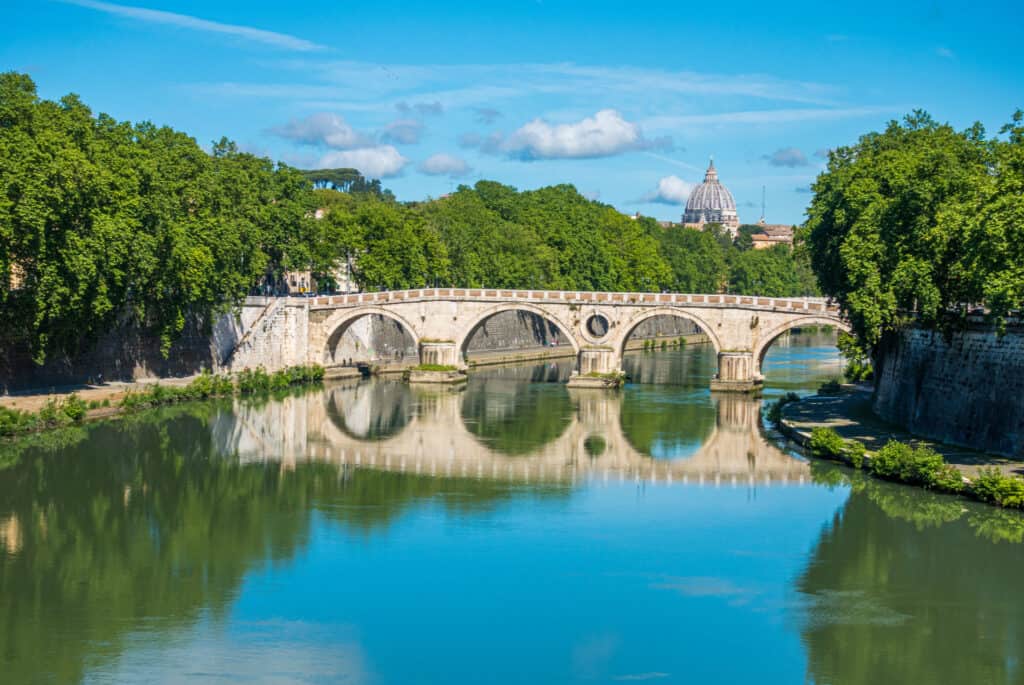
[214,380,812,485]
[228,288,848,391]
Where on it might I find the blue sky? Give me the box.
[4,0,1022,224]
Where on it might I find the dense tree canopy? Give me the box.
[0,72,317,362]
[804,110,1024,346]
[317,181,818,298]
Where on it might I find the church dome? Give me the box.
[682,159,739,230]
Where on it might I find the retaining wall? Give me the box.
[873,326,1024,458]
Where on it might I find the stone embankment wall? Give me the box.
[0,301,271,394]
[873,326,1024,458]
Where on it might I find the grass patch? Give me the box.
[410,363,460,372]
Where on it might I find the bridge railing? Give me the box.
[300,288,839,314]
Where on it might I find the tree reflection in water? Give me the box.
[800,463,1024,685]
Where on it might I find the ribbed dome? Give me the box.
[682,159,739,230]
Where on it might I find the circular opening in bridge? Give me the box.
[584,435,607,459]
[586,314,609,339]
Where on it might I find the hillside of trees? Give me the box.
[317,182,818,296]
[1,72,818,364]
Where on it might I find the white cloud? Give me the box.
[319,146,408,178]
[418,153,470,177]
[936,47,955,59]
[269,113,370,149]
[503,109,669,160]
[380,119,424,144]
[58,0,324,51]
[643,176,694,205]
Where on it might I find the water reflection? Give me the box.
[799,464,1024,684]
[2,340,1023,685]
[217,375,811,484]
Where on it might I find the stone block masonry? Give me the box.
[873,326,1024,458]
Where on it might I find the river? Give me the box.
[1,333,1023,684]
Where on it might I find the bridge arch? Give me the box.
[455,303,581,360]
[319,306,421,366]
[613,307,723,359]
[752,315,851,378]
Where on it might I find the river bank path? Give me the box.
[0,377,201,414]
[781,387,1024,478]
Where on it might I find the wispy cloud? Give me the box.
[380,119,424,145]
[936,47,955,59]
[763,147,811,167]
[195,60,842,111]
[418,153,470,177]
[642,106,898,129]
[58,0,325,51]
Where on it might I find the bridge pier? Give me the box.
[408,341,468,384]
[419,341,463,368]
[710,351,762,393]
[567,347,624,388]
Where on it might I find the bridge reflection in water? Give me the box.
[213,375,811,487]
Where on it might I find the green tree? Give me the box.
[803,111,996,346]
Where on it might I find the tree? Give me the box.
[803,110,997,346]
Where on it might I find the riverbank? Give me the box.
[778,387,1023,478]
[776,387,1024,509]
[0,366,326,437]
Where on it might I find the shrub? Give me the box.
[61,394,88,423]
[809,427,845,458]
[870,441,914,480]
[845,439,866,469]
[931,464,966,493]
[972,468,1024,508]
[869,440,962,491]
[844,359,874,382]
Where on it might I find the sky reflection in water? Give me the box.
[1,334,1023,684]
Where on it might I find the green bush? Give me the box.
[809,427,845,458]
[931,463,966,493]
[843,359,874,382]
[61,394,88,423]
[845,439,866,469]
[972,468,1024,508]
[869,440,962,492]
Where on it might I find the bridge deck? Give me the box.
[302,289,839,314]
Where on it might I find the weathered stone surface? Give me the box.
[0,301,267,393]
[873,326,1024,458]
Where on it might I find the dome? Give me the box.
[682,159,740,230]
